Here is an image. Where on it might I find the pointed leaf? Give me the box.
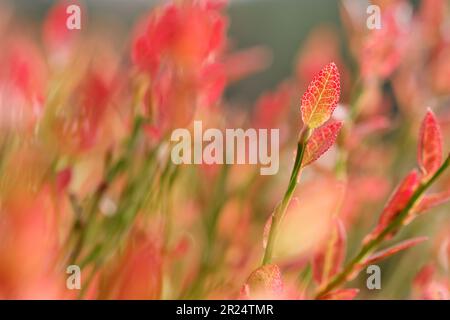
[413,264,450,299]
[364,170,421,244]
[301,62,340,129]
[318,288,359,300]
[413,264,435,289]
[56,168,72,192]
[362,237,428,266]
[312,252,325,285]
[328,219,347,278]
[414,189,450,214]
[347,237,426,283]
[262,215,272,250]
[312,218,346,285]
[302,121,343,167]
[418,109,443,179]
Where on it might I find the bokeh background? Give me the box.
[8,0,344,103]
[0,0,449,300]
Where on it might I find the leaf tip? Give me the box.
[301,62,340,129]
[418,108,443,178]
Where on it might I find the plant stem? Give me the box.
[262,127,310,265]
[315,154,450,298]
[69,116,144,266]
[183,164,230,299]
[69,182,107,264]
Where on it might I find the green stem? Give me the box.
[183,164,230,299]
[262,127,310,265]
[69,116,144,266]
[315,154,450,298]
[69,182,107,264]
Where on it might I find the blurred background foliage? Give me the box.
[9,0,343,103]
[1,0,449,300]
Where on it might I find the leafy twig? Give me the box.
[315,154,450,298]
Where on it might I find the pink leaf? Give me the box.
[262,215,272,250]
[362,237,428,266]
[346,237,426,282]
[312,218,347,285]
[56,168,71,193]
[414,189,450,214]
[328,219,347,278]
[318,288,359,300]
[418,109,443,179]
[413,264,450,300]
[413,264,435,289]
[253,82,292,129]
[241,264,283,299]
[301,62,340,129]
[364,170,421,244]
[312,252,325,285]
[302,121,343,167]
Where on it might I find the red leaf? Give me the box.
[241,264,283,299]
[312,218,346,285]
[302,121,342,167]
[318,288,359,300]
[418,109,443,179]
[312,253,325,285]
[253,82,292,129]
[301,62,340,129]
[101,231,163,299]
[414,189,450,214]
[364,170,421,244]
[413,264,450,300]
[328,219,347,277]
[362,237,428,266]
[224,46,271,82]
[413,264,435,289]
[56,168,71,193]
[346,237,428,282]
